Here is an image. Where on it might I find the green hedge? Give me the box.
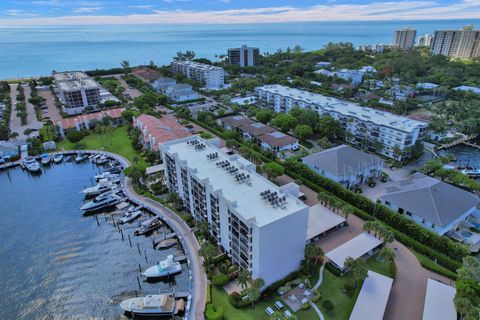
[205,303,224,320]
[212,273,229,287]
[228,292,251,308]
[261,270,300,299]
[325,263,342,277]
[284,160,469,265]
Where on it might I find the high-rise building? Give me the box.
[393,28,417,49]
[228,45,260,67]
[161,136,309,286]
[255,85,428,160]
[170,60,225,89]
[430,26,480,59]
[417,34,433,47]
[53,71,101,115]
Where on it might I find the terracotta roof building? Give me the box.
[57,107,124,135]
[133,114,191,151]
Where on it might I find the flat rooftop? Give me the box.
[326,232,383,269]
[163,136,308,227]
[422,279,456,320]
[54,71,100,91]
[307,204,346,240]
[349,271,393,320]
[172,60,224,72]
[256,84,427,132]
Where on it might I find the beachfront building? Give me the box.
[57,107,124,136]
[161,136,309,286]
[257,131,299,155]
[170,60,225,89]
[133,114,191,151]
[164,84,199,102]
[417,33,434,47]
[53,71,102,115]
[255,85,428,159]
[431,26,480,59]
[381,173,480,235]
[393,28,417,49]
[302,145,384,189]
[152,77,177,92]
[228,45,260,67]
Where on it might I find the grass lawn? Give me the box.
[411,250,457,279]
[315,269,359,320]
[57,126,142,164]
[211,286,318,320]
[366,255,396,279]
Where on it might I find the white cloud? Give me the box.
[73,7,103,13]
[2,1,480,25]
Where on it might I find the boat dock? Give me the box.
[436,134,479,151]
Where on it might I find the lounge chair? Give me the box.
[284,310,293,318]
[275,300,284,309]
[265,306,274,316]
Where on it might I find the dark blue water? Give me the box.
[0,162,188,319]
[1,19,478,79]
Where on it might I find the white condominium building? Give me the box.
[53,71,101,115]
[393,28,417,49]
[161,137,309,286]
[431,27,480,59]
[228,45,260,67]
[170,60,225,89]
[255,85,428,159]
[417,34,433,47]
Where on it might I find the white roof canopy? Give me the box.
[326,233,383,269]
[422,279,456,320]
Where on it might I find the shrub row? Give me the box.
[261,270,300,299]
[205,303,224,320]
[325,263,342,277]
[228,292,251,308]
[212,273,229,287]
[284,160,469,263]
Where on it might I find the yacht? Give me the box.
[53,154,64,164]
[81,179,120,197]
[460,167,480,177]
[119,294,184,317]
[40,153,51,165]
[156,238,179,250]
[80,193,122,212]
[75,153,88,163]
[94,171,120,181]
[23,157,41,173]
[120,208,143,224]
[95,155,109,165]
[134,217,163,236]
[143,255,182,279]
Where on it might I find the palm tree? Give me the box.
[271,310,283,320]
[9,132,18,141]
[121,60,130,75]
[305,244,324,272]
[237,269,251,290]
[245,287,260,308]
[251,277,265,290]
[378,247,395,269]
[362,221,375,234]
[198,241,216,269]
[344,257,368,288]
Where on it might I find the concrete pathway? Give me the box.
[311,302,325,320]
[312,264,325,290]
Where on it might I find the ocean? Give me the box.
[0,19,479,80]
[0,162,188,319]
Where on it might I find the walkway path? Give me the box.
[61,150,207,320]
[312,264,325,290]
[311,302,325,320]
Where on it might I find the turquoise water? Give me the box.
[0,163,188,319]
[0,20,478,79]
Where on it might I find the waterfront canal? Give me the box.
[0,161,188,319]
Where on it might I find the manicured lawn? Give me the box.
[57,126,141,163]
[412,250,457,279]
[366,255,396,279]
[315,269,358,320]
[211,286,318,320]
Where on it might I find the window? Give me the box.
[385,201,391,206]
[398,208,404,214]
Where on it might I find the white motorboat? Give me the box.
[134,217,163,235]
[142,255,181,279]
[53,154,64,164]
[40,153,51,165]
[95,155,109,165]
[81,180,119,197]
[94,171,120,181]
[80,193,122,212]
[23,157,41,173]
[75,153,88,163]
[119,294,184,317]
[120,208,143,224]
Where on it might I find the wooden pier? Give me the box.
[435,134,479,151]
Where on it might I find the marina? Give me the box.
[0,156,191,319]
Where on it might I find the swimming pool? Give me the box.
[460,230,473,239]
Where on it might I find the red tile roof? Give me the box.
[59,108,124,129]
[135,114,191,150]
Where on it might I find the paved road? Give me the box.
[38,89,62,122]
[316,212,451,320]
[8,83,42,140]
[113,75,143,99]
[77,150,207,320]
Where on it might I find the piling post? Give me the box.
[120,229,124,241]
[136,277,142,291]
[137,242,141,255]
[144,250,148,263]
[95,214,99,226]
[128,235,132,247]
[138,264,142,273]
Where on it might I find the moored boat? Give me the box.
[94,171,120,181]
[81,179,120,197]
[23,156,41,173]
[53,154,64,164]
[75,153,88,163]
[134,217,163,236]
[40,153,51,165]
[119,293,185,317]
[80,193,122,212]
[142,255,182,279]
[120,208,143,224]
[156,238,179,250]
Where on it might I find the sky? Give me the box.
[0,0,479,25]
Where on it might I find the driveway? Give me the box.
[113,75,142,99]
